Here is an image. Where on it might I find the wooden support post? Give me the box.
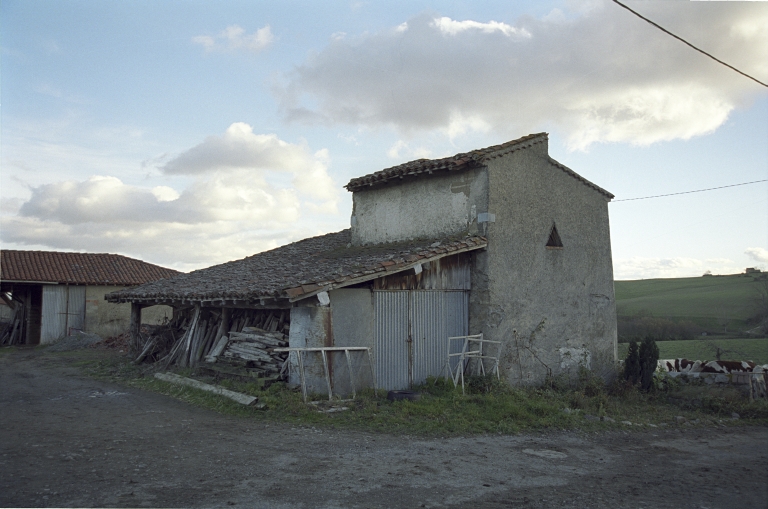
[130,302,142,353]
[214,307,231,345]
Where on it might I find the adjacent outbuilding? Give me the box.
[1,251,179,345]
[107,133,617,392]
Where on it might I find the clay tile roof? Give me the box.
[106,230,487,304]
[345,133,547,192]
[344,132,614,199]
[0,250,181,286]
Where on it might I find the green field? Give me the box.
[617,337,768,365]
[615,273,765,331]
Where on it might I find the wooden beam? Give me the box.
[130,302,142,353]
[154,372,260,406]
[0,292,15,309]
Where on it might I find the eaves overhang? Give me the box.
[286,240,487,303]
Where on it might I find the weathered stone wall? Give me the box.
[350,167,488,245]
[476,140,617,384]
[288,303,333,395]
[86,286,172,339]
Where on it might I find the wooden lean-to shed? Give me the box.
[108,132,617,393]
[0,251,179,345]
[106,231,486,394]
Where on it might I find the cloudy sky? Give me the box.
[2,0,767,279]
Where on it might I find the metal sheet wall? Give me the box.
[373,291,410,390]
[412,291,468,385]
[40,285,86,344]
[374,290,469,389]
[41,286,66,344]
[411,291,443,384]
[67,286,86,331]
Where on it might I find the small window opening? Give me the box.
[546,224,563,249]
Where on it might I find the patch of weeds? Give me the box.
[74,349,768,435]
[577,367,606,397]
[464,374,510,395]
[666,384,768,419]
[0,346,18,356]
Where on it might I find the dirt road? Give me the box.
[1,348,766,509]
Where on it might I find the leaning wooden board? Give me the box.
[154,372,261,406]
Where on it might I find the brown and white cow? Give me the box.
[701,360,756,373]
[658,358,767,398]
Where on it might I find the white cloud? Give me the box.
[431,17,530,38]
[1,129,345,270]
[278,3,768,149]
[387,140,432,160]
[151,186,180,202]
[193,24,273,54]
[162,122,338,203]
[14,173,300,225]
[745,247,768,265]
[614,256,743,280]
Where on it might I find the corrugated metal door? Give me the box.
[373,291,410,390]
[40,285,86,344]
[41,286,67,344]
[411,291,444,384]
[412,291,469,385]
[67,286,86,331]
[375,290,469,389]
[445,291,470,375]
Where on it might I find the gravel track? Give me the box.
[1,348,766,508]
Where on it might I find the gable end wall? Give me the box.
[472,141,617,384]
[350,167,488,245]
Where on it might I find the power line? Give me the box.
[612,0,767,88]
[612,179,767,202]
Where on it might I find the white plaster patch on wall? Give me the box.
[558,346,591,371]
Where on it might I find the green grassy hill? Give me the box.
[614,273,766,333]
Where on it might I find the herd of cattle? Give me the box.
[658,358,768,398]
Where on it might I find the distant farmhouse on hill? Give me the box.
[109,133,617,391]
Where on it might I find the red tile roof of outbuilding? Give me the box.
[345,132,613,199]
[106,229,487,305]
[345,133,548,192]
[0,250,181,286]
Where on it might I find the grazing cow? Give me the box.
[658,358,766,398]
[661,358,702,373]
[700,360,756,373]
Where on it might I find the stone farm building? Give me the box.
[107,133,617,392]
[1,251,179,345]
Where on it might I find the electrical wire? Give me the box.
[612,179,767,202]
[612,0,767,88]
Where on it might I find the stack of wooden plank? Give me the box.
[135,308,291,372]
[206,327,289,378]
[226,309,289,337]
[0,298,26,346]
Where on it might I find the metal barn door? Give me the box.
[40,285,86,344]
[374,290,468,390]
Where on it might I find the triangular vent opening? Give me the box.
[546,224,563,248]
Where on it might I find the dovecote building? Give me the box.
[108,133,617,391]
